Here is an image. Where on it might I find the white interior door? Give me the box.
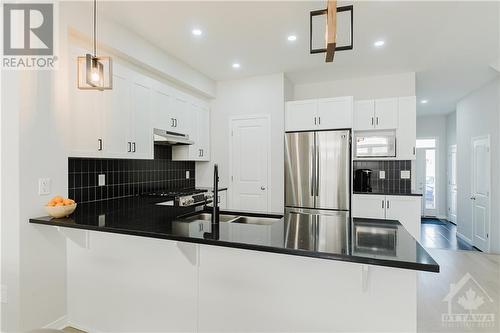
[447,145,457,224]
[471,136,490,252]
[230,116,270,212]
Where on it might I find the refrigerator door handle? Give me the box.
[316,140,320,196]
[310,144,316,197]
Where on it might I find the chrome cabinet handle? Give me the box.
[470,196,476,200]
[387,200,390,209]
[371,117,374,126]
[98,138,103,151]
[318,117,321,125]
[376,117,379,125]
[314,117,317,125]
[127,142,131,152]
[261,186,266,190]
[174,118,178,127]
[382,200,384,209]
[171,118,175,127]
[132,142,136,153]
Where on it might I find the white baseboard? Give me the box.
[43,315,68,330]
[457,231,472,243]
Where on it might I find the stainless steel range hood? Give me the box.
[153,128,194,145]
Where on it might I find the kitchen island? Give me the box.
[30,197,438,332]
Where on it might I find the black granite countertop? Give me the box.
[353,192,423,197]
[29,197,438,273]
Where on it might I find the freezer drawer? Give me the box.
[284,208,350,254]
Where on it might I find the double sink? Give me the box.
[178,212,277,225]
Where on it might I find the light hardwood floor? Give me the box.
[418,249,500,332]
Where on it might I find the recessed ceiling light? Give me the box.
[421,99,429,104]
[232,63,240,69]
[192,29,202,36]
[374,40,385,47]
[287,35,297,42]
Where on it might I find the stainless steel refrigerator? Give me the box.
[284,130,351,252]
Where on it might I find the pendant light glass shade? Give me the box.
[77,0,112,90]
[77,54,112,90]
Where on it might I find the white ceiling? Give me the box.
[100,1,499,116]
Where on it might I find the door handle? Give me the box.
[260,186,266,190]
[314,117,317,125]
[376,117,379,126]
[127,142,131,152]
[171,118,175,127]
[201,149,204,157]
[98,138,103,151]
[387,200,390,209]
[371,117,374,126]
[311,146,316,197]
[132,142,136,153]
[318,117,321,125]
[382,200,384,209]
[174,118,178,127]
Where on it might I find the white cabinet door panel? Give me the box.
[397,96,416,160]
[285,100,317,131]
[385,195,421,240]
[130,79,153,159]
[102,70,131,158]
[352,194,386,219]
[317,97,353,130]
[171,95,189,134]
[375,98,398,129]
[354,100,375,131]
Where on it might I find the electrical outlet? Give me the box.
[38,178,51,195]
[186,170,190,179]
[400,170,411,179]
[379,171,386,179]
[98,174,106,186]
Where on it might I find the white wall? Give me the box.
[416,115,448,219]
[456,78,500,253]
[293,72,415,100]
[196,73,286,213]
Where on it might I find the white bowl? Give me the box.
[45,203,77,218]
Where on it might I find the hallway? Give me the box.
[420,218,477,251]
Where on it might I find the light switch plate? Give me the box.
[98,174,106,186]
[379,171,386,179]
[186,170,190,179]
[401,170,411,179]
[38,178,51,195]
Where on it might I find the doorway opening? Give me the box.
[416,138,438,217]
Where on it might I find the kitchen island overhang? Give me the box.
[30,197,439,273]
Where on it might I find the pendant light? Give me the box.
[77,0,112,90]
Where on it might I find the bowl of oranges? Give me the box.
[45,196,77,218]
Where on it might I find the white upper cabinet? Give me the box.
[172,102,210,161]
[353,100,375,130]
[285,97,353,131]
[69,58,209,161]
[129,75,153,159]
[285,100,317,131]
[374,98,398,129]
[317,96,353,130]
[397,96,417,160]
[354,98,398,130]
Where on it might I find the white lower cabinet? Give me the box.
[353,194,421,240]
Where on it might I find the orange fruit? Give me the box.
[63,199,73,206]
[52,196,64,204]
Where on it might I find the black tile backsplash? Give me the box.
[353,160,412,194]
[68,146,195,203]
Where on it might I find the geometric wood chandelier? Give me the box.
[310,2,353,63]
